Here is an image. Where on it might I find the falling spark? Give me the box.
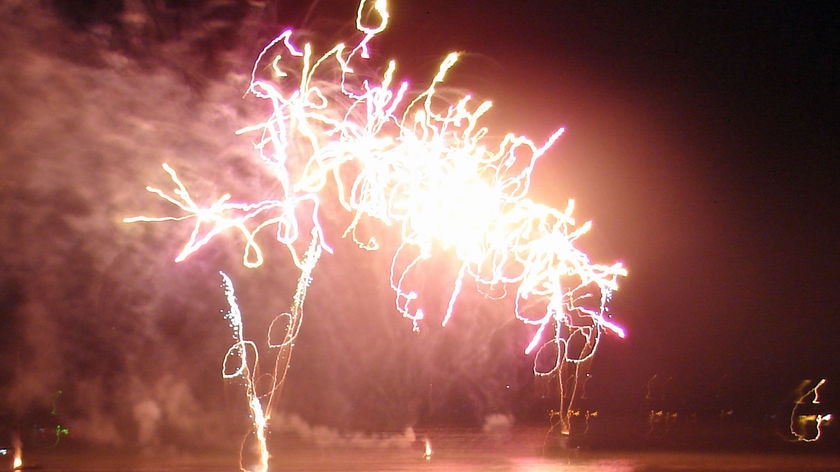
[126,0,626,467]
[423,438,432,460]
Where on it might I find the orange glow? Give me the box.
[12,433,21,470]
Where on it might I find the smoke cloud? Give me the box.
[0,1,541,453]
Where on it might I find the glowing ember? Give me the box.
[126,0,626,468]
[12,433,22,470]
[423,438,432,460]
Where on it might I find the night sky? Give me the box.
[1,0,838,451]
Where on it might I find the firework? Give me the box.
[126,0,626,467]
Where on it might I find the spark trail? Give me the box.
[790,378,833,442]
[219,232,320,472]
[126,0,627,467]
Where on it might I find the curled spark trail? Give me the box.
[219,233,322,472]
[126,0,627,466]
[790,379,833,442]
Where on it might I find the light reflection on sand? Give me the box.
[20,426,840,472]
[22,451,840,472]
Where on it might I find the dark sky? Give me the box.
[1,0,838,450]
